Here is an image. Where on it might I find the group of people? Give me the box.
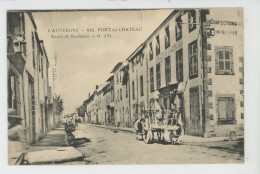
[134,91,184,141]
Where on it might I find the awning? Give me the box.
[7,52,26,75]
[157,82,179,95]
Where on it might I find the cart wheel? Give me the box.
[144,130,152,144]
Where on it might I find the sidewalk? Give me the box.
[27,125,68,153]
[23,124,84,165]
[9,124,72,165]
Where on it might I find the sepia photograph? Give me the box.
[7,8,245,165]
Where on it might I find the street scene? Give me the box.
[7,8,244,165]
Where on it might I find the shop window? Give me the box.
[189,40,198,79]
[165,56,171,85]
[149,42,153,60]
[156,35,160,56]
[217,96,236,124]
[215,46,234,75]
[176,49,183,82]
[150,67,154,92]
[188,10,196,32]
[140,75,144,96]
[165,26,170,49]
[156,63,161,89]
[175,16,182,41]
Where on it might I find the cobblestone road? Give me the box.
[63,123,244,165]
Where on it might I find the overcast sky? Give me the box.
[32,10,173,114]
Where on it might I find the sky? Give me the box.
[32,10,173,114]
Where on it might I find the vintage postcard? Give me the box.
[7,8,244,165]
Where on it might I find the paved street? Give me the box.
[62,123,243,165]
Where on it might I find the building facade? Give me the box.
[7,12,59,146]
[83,8,243,137]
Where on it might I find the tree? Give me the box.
[54,95,64,115]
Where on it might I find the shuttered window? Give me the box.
[150,67,154,92]
[189,40,198,79]
[190,87,200,124]
[140,75,144,96]
[156,63,161,89]
[176,48,183,82]
[165,56,171,85]
[218,97,235,124]
[215,46,234,75]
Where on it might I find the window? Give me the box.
[176,49,183,82]
[117,73,119,83]
[156,63,161,89]
[175,16,182,41]
[126,84,128,98]
[140,75,144,96]
[190,87,200,124]
[149,42,153,60]
[8,71,19,114]
[132,81,135,99]
[120,88,122,101]
[150,67,154,92]
[111,90,114,102]
[215,46,234,75]
[140,53,144,66]
[188,40,198,79]
[32,32,36,68]
[217,97,235,124]
[165,26,170,49]
[117,90,119,101]
[165,56,171,85]
[41,57,44,78]
[156,35,160,56]
[188,10,196,32]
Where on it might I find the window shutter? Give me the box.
[230,51,234,74]
[215,51,219,74]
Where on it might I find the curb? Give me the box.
[89,124,135,134]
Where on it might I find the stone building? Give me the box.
[83,8,243,137]
[7,12,58,146]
